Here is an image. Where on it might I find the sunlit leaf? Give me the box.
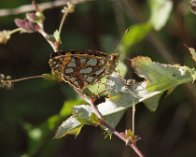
[54,116,83,139]
[149,0,173,30]
[186,46,196,63]
[98,74,163,113]
[54,57,196,137]
[73,105,99,124]
[131,56,196,92]
[97,75,139,116]
[54,104,100,139]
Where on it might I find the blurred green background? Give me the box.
[0,0,196,157]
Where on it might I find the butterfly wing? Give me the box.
[49,52,108,89]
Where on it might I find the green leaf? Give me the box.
[60,99,83,117]
[149,0,173,30]
[116,61,127,77]
[54,104,99,139]
[143,93,163,111]
[131,56,196,92]
[97,76,139,116]
[54,74,165,137]
[73,105,98,124]
[54,57,196,136]
[98,75,163,113]
[103,111,125,130]
[119,23,152,57]
[186,46,196,63]
[54,116,83,139]
[47,114,61,130]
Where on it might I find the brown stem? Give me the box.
[88,97,144,157]
[0,0,94,17]
[101,117,144,157]
[70,86,144,156]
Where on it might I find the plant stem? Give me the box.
[10,75,43,83]
[132,105,136,134]
[72,87,144,156]
[58,3,74,36]
[87,97,144,157]
[0,0,94,17]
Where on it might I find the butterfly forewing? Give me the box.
[49,50,119,90]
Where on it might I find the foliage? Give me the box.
[0,0,196,157]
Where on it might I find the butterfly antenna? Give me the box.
[114,28,129,54]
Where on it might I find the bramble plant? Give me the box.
[0,1,196,157]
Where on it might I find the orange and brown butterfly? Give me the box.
[49,50,119,90]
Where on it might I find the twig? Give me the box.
[10,75,43,83]
[87,97,144,157]
[0,0,94,17]
[58,3,74,36]
[72,86,144,157]
[38,29,58,51]
[100,115,144,157]
[132,105,136,134]
[0,74,44,89]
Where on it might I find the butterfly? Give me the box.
[49,50,119,90]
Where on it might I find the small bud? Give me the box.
[0,74,13,89]
[26,12,45,27]
[62,2,75,14]
[0,30,11,44]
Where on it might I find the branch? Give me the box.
[0,0,94,17]
[87,98,144,157]
[70,86,144,157]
